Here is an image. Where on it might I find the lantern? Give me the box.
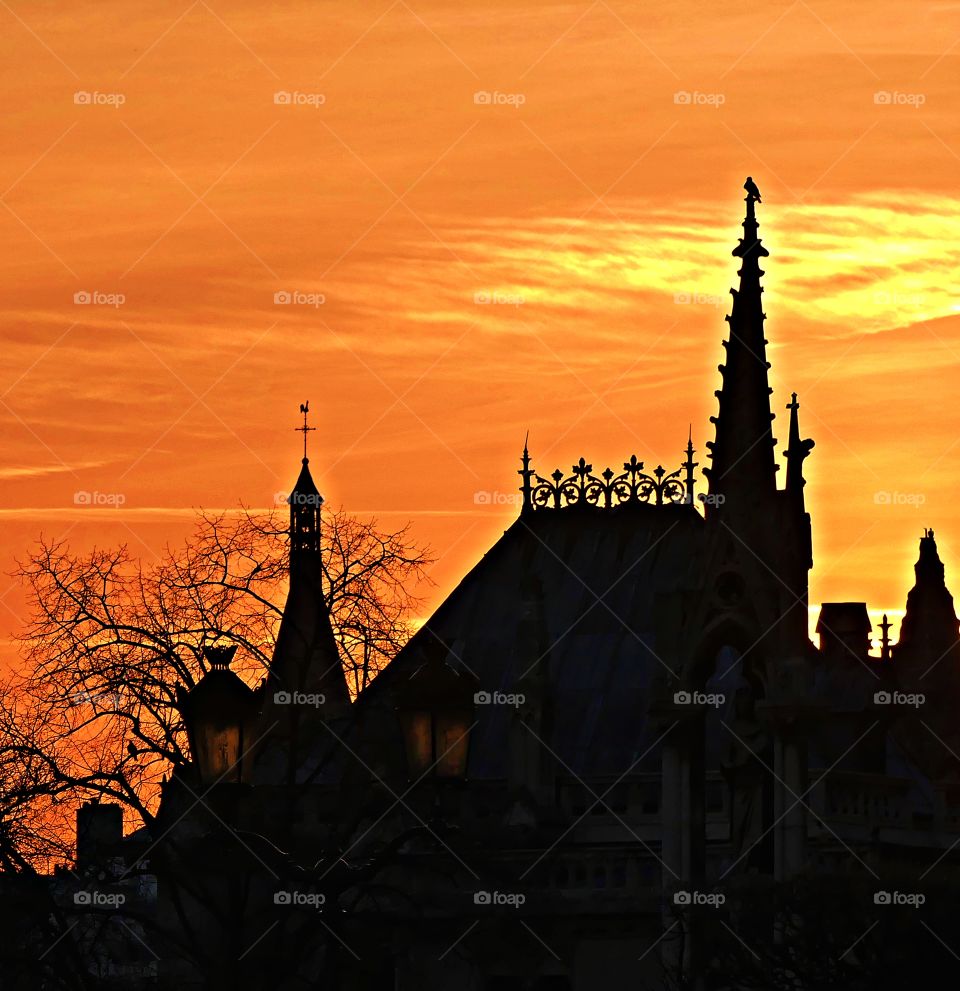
[178,645,260,784]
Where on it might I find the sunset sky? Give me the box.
[1,0,959,658]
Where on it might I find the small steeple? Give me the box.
[784,392,815,502]
[519,431,533,514]
[894,529,960,660]
[256,404,349,782]
[683,425,698,506]
[704,178,779,513]
[879,614,892,662]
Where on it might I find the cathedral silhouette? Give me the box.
[71,181,960,988]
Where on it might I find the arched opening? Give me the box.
[691,621,774,879]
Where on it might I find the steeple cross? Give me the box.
[295,401,316,460]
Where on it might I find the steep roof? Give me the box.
[358,503,705,777]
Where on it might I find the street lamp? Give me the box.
[178,644,260,784]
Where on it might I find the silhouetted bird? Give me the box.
[126,741,137,758]
[300,401,309,414]
[744,176,761,203]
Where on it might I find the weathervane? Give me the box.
[295,400,316,460]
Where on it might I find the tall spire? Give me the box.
[704,179,778,512]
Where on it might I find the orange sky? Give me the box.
[1,1,959,657]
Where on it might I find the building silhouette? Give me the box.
[71,183,960,988]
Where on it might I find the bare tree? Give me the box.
[0,506,432,870]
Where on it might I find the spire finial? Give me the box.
[683,427,697,506]
[879,613,892,662]
[743,176,763,222]
[519,431,533,513]
[295,401,316,461]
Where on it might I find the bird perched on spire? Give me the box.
[744,176,761,203]
[300,401,309,415]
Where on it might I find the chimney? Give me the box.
[76,799,123,869]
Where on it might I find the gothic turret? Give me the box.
[891,531,960,781]
[704,179,778,517]
[894,529,960,662]
[257,405,350,782]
